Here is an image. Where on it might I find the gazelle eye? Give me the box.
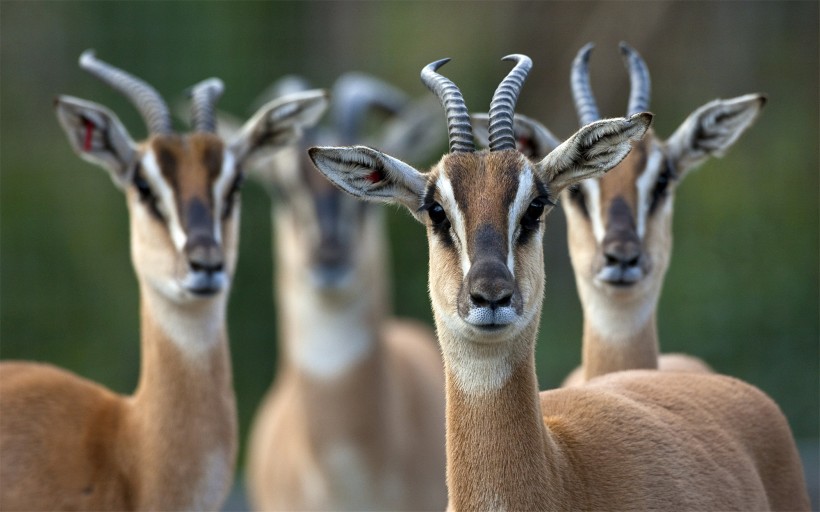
[428,202,448,226]
[520,197,548,231]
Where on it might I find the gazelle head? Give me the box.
[55,50,327,304]
[309,55,650,350]
[253,73,444,298]
[476,43,765,327]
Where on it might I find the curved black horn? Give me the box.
[189,78,224,133]
[332,73,408,145]
[79,50,172,134]
[570,43,600,126]
[488,54,533,152]
[619,41,651,117]
[420,58,474,153]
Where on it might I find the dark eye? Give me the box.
[222,172,244,219]
[520,197,548,231]
[428,202,448,226]
[132,167,163,220]
[568,185,589,218]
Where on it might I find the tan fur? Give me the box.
[0,137,238,511]
[563,136,712,385]
[309,105,804,508]
[246,160,446,511]
[422,152,809,511]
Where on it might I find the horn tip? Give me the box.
[79,49,97,67]
[576,43,595,62]
[619,41,638,58]
[500,53,531,63]
[423,58,451,73]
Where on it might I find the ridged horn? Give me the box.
[189,78,224,133]
[620,41,651,117]
[79,50,172,134]
[332,73,408,145]
[570,43,600,126]
[420,58,474,153]
[488,54,533,151]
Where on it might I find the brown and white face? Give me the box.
[126,133,243,300]
[251,73,445,296]
[309,55,650,345]
[267,144,378,293]
[483,43,766,309]
[55,50,328,303]
[563,135,673,301]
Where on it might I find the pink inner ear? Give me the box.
[367,170,384,184]
[82,118,94,152]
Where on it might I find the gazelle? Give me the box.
[245,74,447,510]
[476,42,763,386]
[310,55,809,510]
[0,51,327,511]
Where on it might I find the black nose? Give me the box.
[185,234,224,274]
[467,259,514,310]
[603,238,642,269]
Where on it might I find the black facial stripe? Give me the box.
[471,224,507,265]
[185,197,215,236]
[607,196,637,234]
[649,159,677,214]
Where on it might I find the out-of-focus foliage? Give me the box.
[1,0,816,479]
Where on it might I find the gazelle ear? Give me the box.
[377,96,446,164]
[471,112,562,159]
[230,89,329,168]
[535,112,652,193]
[54,95,139,190]
[308,145,427,212]
[665,93,766,178]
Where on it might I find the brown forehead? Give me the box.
[598,136,650,211]
[149,133,225,201]
[442,151,523,228]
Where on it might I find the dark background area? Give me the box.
[2,1,817,505]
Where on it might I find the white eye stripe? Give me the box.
[581,179,605,243]
[211,151,237,243]
[506,164,535,277]
[635,146,665,239]
[141,152,187,251]
[435,173,471,277]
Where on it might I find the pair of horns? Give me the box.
[571,42,651,126]
[78,50,222,134]
[421,54,532,153]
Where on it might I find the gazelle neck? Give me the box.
[578,283,660,380]
[129,281,236,509]
[273,209,387,380]
[437,322,563,510]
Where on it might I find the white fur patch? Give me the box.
[581,178,605,243]
[436,173,470,277]
[190,449,231,510]
[141,152,187,252]
[506,164,534,276]
[635,145,664,239]
[146,288,227,357]
[289,290,375,379]
[584,287,654,342]
[210,150,236,243]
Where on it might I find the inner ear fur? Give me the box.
[54,95,139,189]
[665,93,766,177]
[536,113,653,193]
[308,145,427,212]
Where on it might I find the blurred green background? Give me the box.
[1,0,817,502]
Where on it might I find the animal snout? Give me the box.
[467,259,515,310]
[185,234,224,274]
